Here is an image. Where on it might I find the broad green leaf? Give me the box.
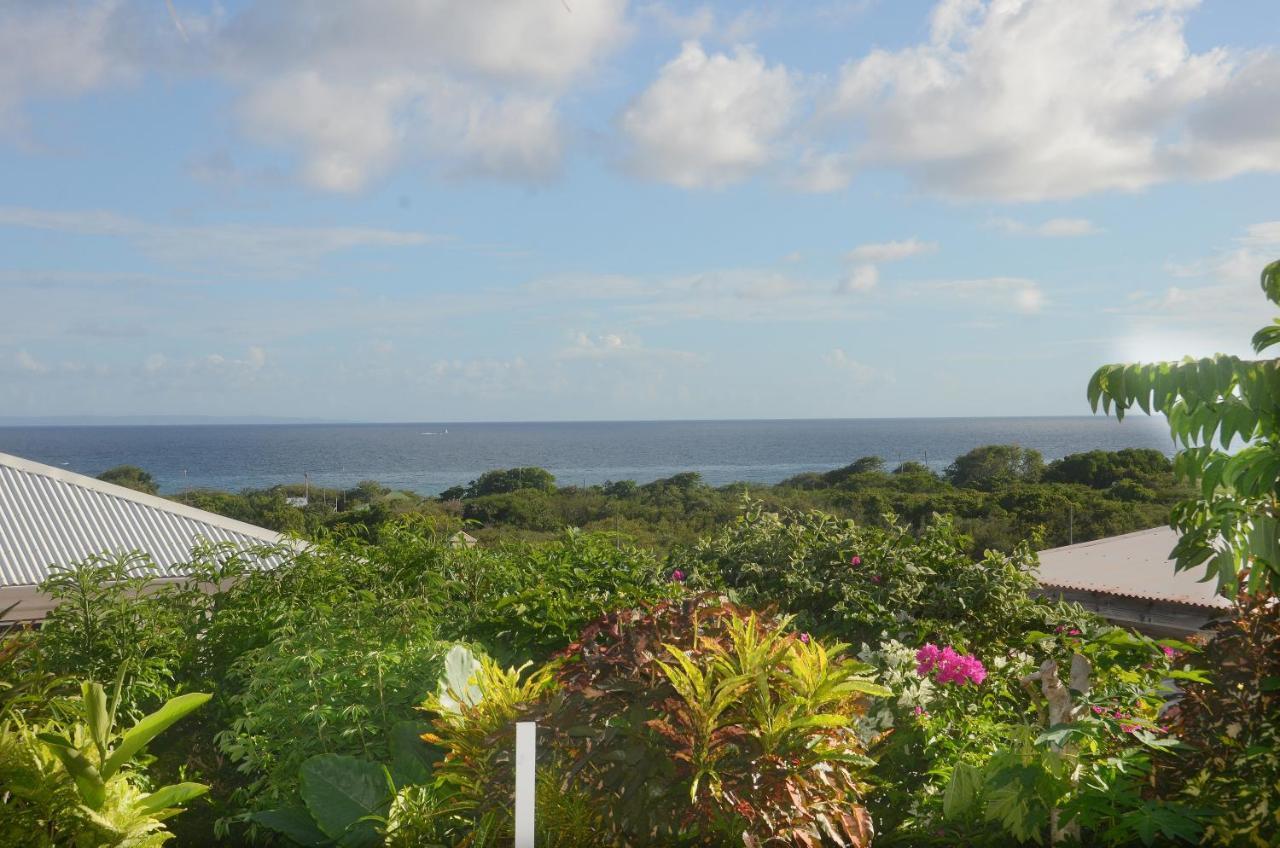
[82,681,111,761]
[943,762,982,821]
[300,754,389,848]
[37,733,106,810]
[102,692,211,779]
[1262,259,1280,305]
[251,806,331,847]
[437,645,483,712]
[1035,723,1083,748]
[388,720,443,787]
[136,782,209,816]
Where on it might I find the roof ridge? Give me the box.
[0,451,286,546]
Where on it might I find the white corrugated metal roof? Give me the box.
[0,451,293,617]
[1037,526,1231,610]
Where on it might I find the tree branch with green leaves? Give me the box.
[1088,259,1280,596]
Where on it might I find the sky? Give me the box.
[0,0,1277,423]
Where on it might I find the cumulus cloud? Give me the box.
[218,0,625,189]
[838,238,934,296]
[989,217,1102,237]
[0,1,135,138]
[836,264,878,294]
[846,238,938,263]
[819,0,1280,200]
[620,42,799,188]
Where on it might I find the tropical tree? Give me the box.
[96,465,159,495]
[1088,259,1280,596]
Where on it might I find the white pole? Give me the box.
[514,721,536,848]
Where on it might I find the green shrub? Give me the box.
[1163,595,1280,846]
[539,596,888,846]
[215,602,445,814]
[0,680,209,848]
[681,501,1057,650]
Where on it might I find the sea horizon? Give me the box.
[0,416,1173,497]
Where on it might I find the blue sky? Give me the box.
[1,0,1277,422]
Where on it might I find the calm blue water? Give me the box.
[0,418,1172,496]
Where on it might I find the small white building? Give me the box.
[1037,526,1232,637]
[0,451,292,622]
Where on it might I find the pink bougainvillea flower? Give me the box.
[1161,645,1178,658]
[850,555,862,566]
[916,643,986,685]
[670,569,685,583]
[1091,706,1105,715]
[798,632,811,644]
[915,643,942,676]
[1068,628,1081,636]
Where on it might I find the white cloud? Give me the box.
[836,264,878,294]
[1121,221,1279,345]
[0,1,135,138]
[557,331,698,363]
[824,348,878,382]
[0,206,439,275]
[1239,221,1280,246]
[621,42,799,188]
[219,0,625,189]
[820,0,1279,200]
[846,238,937,263]
[916,277,1046,314]
[990,217,1101,237]
[16,349,50,374]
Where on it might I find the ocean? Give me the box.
[0,417,1173,496]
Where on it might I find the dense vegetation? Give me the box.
[122,443,1189,557]
[1,260,1274,845]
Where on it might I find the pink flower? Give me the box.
[871,575,882,584]
[798,632,811,644]
[916,643,986,686]
[850,555,862,566]
[670,569,685,583]
[1120,723,1139,734]
[1091,706,1105,715]
[1068,629,1081,636]
[913,705,926,716]
[1161,646,1178,658]
[915,643,943,676]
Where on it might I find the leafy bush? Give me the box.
[681,502,1058,650]
[1163,595,1280,846]
[0,679,209,847]
[924,626,1203,846]
[463,467,558,498]
[215,602,445,813]
[945,445,1045,490]
[97,465,160,495]
[1044,448,1172,489]
[538,596,889,846]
